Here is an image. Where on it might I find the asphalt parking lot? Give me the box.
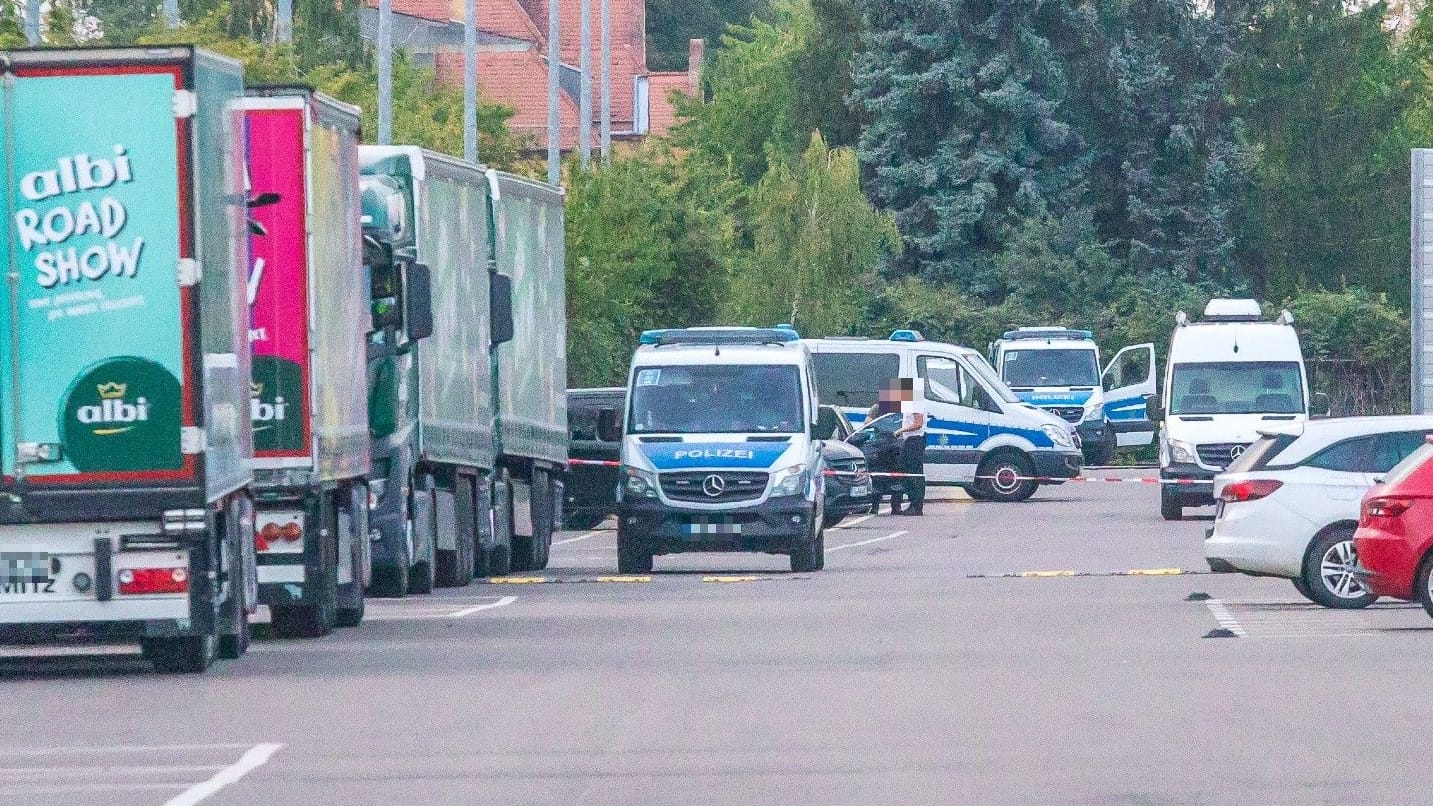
[5,470,1433,805]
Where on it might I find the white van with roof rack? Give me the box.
[615,327,829,573]
[803,330,1083,502]
[1148,299,1329,521]
[989,327,1156,465]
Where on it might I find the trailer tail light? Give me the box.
[1219,479,1283,503]
[117,567,189,595]
[255,520,302,552]
[1364,497,1413,520]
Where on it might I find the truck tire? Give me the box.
[488,474,516,576]
[337,486,368,627]
[616,529,652,574]
[975,451,1037,503]
[790,523,824,573]
[219,499,253,659]
[144,636,214,674]
[531,469,555,571]
[1160,487,1183,521]
[410,484,437,594]
[369,553,409,598]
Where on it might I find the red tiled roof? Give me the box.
[645,72,691,136]
[555,0,643,130]
[450,0,546,44]
[435,49,595,150]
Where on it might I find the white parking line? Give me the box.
[161,742,283,806]
[0,744,255,758]
[1204,599,1248,637]
[553,530,611,546]
[826,530,908,553]
[446,595,518,618]
[831,513,875,530]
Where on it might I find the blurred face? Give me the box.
[877,379,915,413]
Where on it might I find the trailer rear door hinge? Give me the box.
[181,426,205,455]
[177,259,201,287]
[173,90,198,119]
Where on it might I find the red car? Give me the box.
[1354,437,1433,615]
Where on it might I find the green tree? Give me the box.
[647,0,767,70]
[852,0,1095,292]
[44,0,81,44]
[789,0,863,148]
[1231,0,1421,304]
[85,0,160,43]
[0,1,28,47]
[726,133,898,333]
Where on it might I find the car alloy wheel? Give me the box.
[1319,538,1368,601]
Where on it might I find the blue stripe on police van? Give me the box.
[1105,397,1148,422]
[639,441,790,470]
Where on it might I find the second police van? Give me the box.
[616,328,829,573]
[989,327,1158,465]
[804,331,1083,502]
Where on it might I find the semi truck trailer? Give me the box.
[0,46,256,672]
[243,87,372,636]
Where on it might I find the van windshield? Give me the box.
[628,364,804,434]
[1169,361,1304,415]
[1002,349,1099,387]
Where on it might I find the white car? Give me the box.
[1205,415,1433,608]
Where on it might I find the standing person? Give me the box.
[893,377,927,515]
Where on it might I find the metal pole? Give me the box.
[464,0,478,163]
[1413,150,1433,413]
[599,0,611,161]
[547,0,561,185]
[276,0,293,43]
[578,0,592,167]
[23,0,39,44]
[378,0,393,145]
[164,0,180,27]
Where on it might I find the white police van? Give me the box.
[616,328,828,573]
[804,331,1083,502]
[1149,299,1328,520]
[989,327,1157,465]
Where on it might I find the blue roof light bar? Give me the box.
[638,327,801,346]
[890,329,924,342]
[1000,328,1093,341]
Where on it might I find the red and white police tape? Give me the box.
[566,458,1209,485]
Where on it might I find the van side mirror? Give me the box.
[1145,394,1164,422]
[814,407,839,441]
[491,272,515,346]
[596,408,622,442]
[1310,392,1331,417]
[405,262,434,341]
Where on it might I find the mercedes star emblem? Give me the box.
[702,474,726,497]
[1230,445,1245,459]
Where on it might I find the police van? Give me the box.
[1149,299,1328,520]
[989,327,1157,464]
[616,328,827,573]
[804,331,1083,502]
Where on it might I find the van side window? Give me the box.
[918,356,994,412]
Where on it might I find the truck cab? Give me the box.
[1150,299,1328,520]
[616,328,826,573]
[990,327,1156,465]
[805,331,1083,502]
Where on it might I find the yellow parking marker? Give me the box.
[1127,568,1183,576]
[596,576,652,583]
[486,577,548,584]
[1019,570,1074,578]
[702,575,765,583]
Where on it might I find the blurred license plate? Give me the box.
[0,552,55,595]
[849,484,869,497]
[684,520,741,535]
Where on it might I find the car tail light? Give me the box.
[117,567,189,595]
[1219,479,1283,503]
[1364,497,1413,519]
[255,520,302,552]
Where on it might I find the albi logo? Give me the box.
[76,381,150,435]
[250,381,288,425]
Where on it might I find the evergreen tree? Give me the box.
[852,0,1095,293]
[0,1,28,46]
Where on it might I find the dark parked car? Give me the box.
[818,405,873,525]
[847,412,905,504]
[565,387,625,530]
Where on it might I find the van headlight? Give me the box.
[1081,401,1104,422]
[1041,424,1074,448]
[1168,439,1197,464]
[770,464,807,497]
[623,466,658,499]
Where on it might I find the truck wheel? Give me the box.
[218,577,250,659]
[369,556,409,598]
[337,488,369,627]
[336,590,365,628]
[219,500,252,659]
[790,524,824,573]
[975,452,1037,503]
[616,530,652,574]
[144,636,214,674]
[531,470,555,571]
[489,474,516,576]
[1160,487,1183,521]
[271,603,333,639]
